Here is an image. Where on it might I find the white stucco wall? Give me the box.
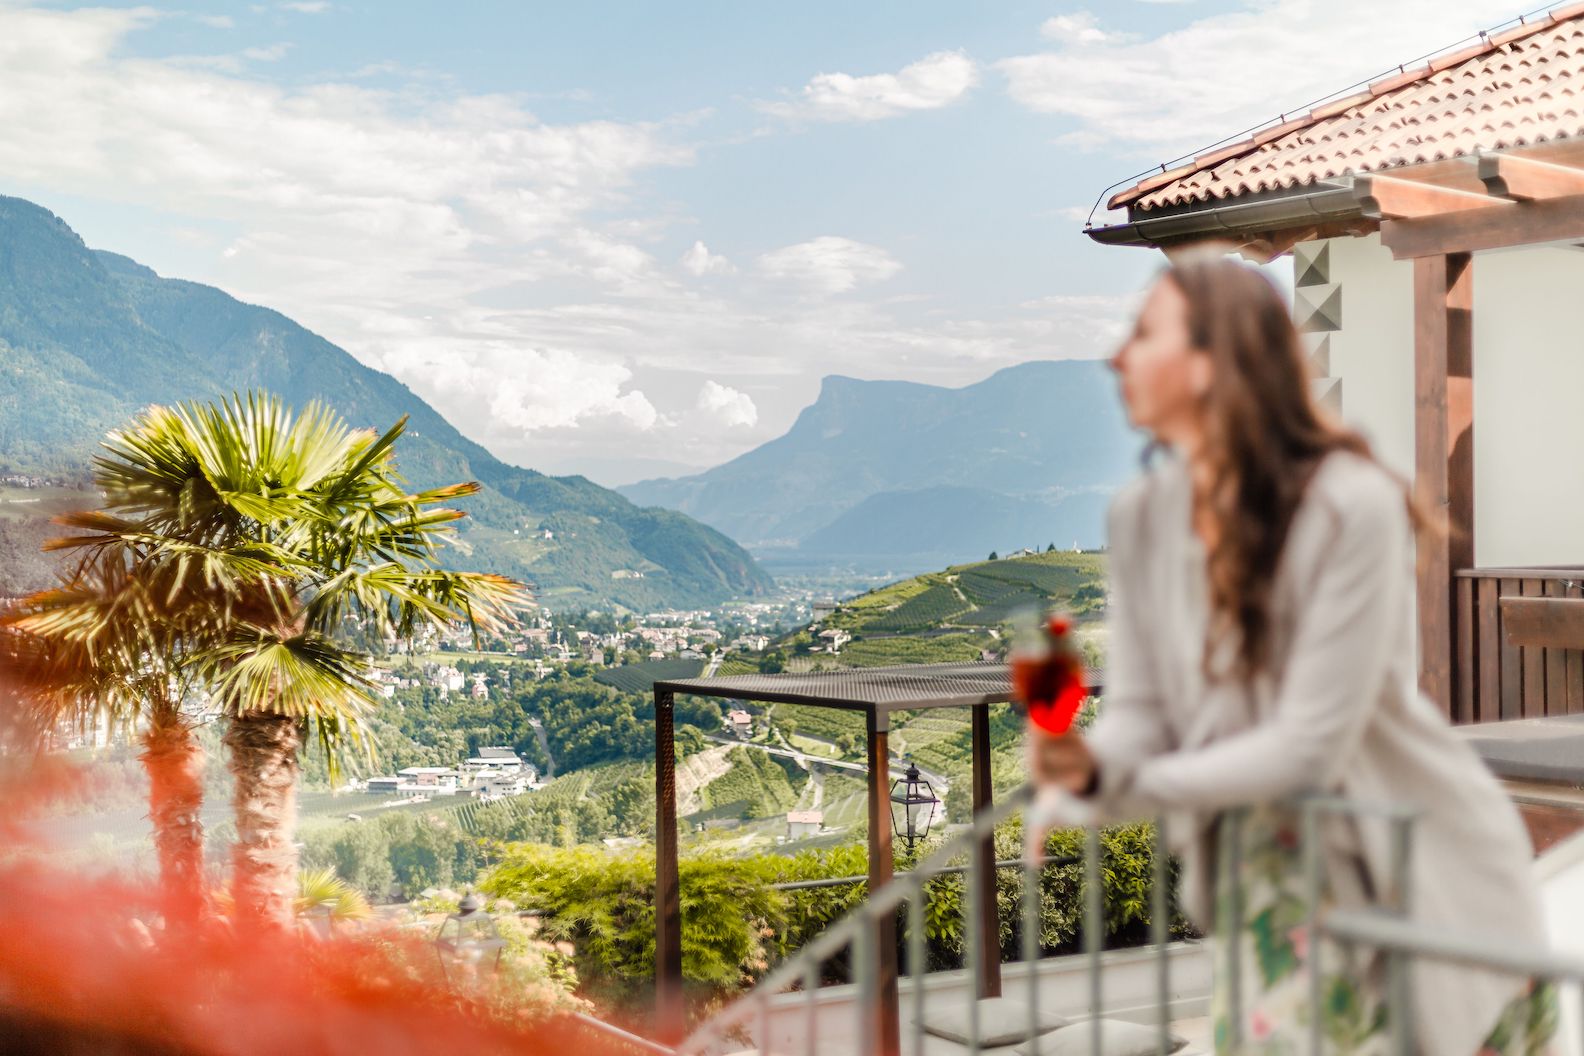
[1315,233,1416,480]
[1473,247,1584,566]
[1317,234,1584,568]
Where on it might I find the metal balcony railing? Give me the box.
[658,784,1584,1056]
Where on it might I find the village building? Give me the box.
[785,810,823,840]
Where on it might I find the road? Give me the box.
[704,732,949,787]
[527,716,556,779]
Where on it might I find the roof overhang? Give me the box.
[1087,141,1584,261]
[1085,181,1367,256]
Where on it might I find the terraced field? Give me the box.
[818,773,869,833]
[866,582,968,632]
[890,712,971,760]
[821,551,1106,646]
[593,658,706,694]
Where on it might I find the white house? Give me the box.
[1086,14,1584,727]
[395,766,462,795]
[786,810,823,840]
[727,709,753,738]
[474,772,529,798]
[463,746,535,783]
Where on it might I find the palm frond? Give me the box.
[201,629,375,725]
[295,866,372,921]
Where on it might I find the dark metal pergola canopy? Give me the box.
[655,660,1049,726]
[650,661,1103,1045]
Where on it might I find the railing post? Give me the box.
[1023,842,1043,1056]
[802,962,818,1056]
[1151,816,1171,1055]
[1085,826,1103,1053]
[653,687,683,1042]
[1387,815,1416,1056]
[1302,804,1324,1056]
[865,710,900,1055]
[909,887,926,1056]
[1222,810,1245,1050]
[970,703,1002,998]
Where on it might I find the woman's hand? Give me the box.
[1029,727,1098,796]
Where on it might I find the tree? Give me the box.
[987,551,999,561]
[1046,542,1056,553]
[54,394,523,928]
[3,554,238,925]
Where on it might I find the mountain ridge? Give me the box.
[0,194,772,610]
[619,359,1142,566]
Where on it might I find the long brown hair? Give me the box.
[1162,249,1427,682]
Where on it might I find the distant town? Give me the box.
[375,595,821,677]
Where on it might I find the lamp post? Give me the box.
[889,761,939,852]
[434,892,506,984]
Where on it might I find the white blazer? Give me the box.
[1068,448,1545,1055]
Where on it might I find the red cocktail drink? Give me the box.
[1011,614,1088,735]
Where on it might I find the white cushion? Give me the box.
[1014,1017,1187,1056]
[920,996,1068,1047]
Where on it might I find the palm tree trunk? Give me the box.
[224,710,301,930]
[139,708,206,927]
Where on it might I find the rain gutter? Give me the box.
[1084,182,1360,249]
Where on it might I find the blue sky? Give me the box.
[3,0,1529,483]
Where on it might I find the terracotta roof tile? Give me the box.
[1113,8,1584,211]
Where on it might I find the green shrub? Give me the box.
[481,844,786,1008]
[478,818,1184,1009]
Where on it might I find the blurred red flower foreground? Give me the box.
[0,759,618,1056]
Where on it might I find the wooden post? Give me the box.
[654,688,684,1042]
[1413,253,1474,717]
[970,704,1002,999]
[865,710,900,1056]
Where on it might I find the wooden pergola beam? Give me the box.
[1382,191,1584,258]
[1479,152,1584,201]
[1355,173,1506,220]
[1414,253,1475,716]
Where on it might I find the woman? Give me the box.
[1033,250,1555,1054]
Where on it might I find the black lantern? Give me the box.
[889,761,939,851]
[434,892,506,983]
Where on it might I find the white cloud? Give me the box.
[241,43,291,62]
[0,6,697,460]
[765,50,978,122]
[1040,13,1126,46]
[196,15,235,29]
[280,1,330,13]
[696,380,758,428]
[0,6,1154,482]
[679,240,735,277]
[756,237,901,294]
[380,343,658,432]
[998,1,1519,155]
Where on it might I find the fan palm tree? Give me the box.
[1,556,234,926]
[51,393,525,929]
[295,866,373,924]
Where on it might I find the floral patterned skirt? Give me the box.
[1208,805,1556,1055]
